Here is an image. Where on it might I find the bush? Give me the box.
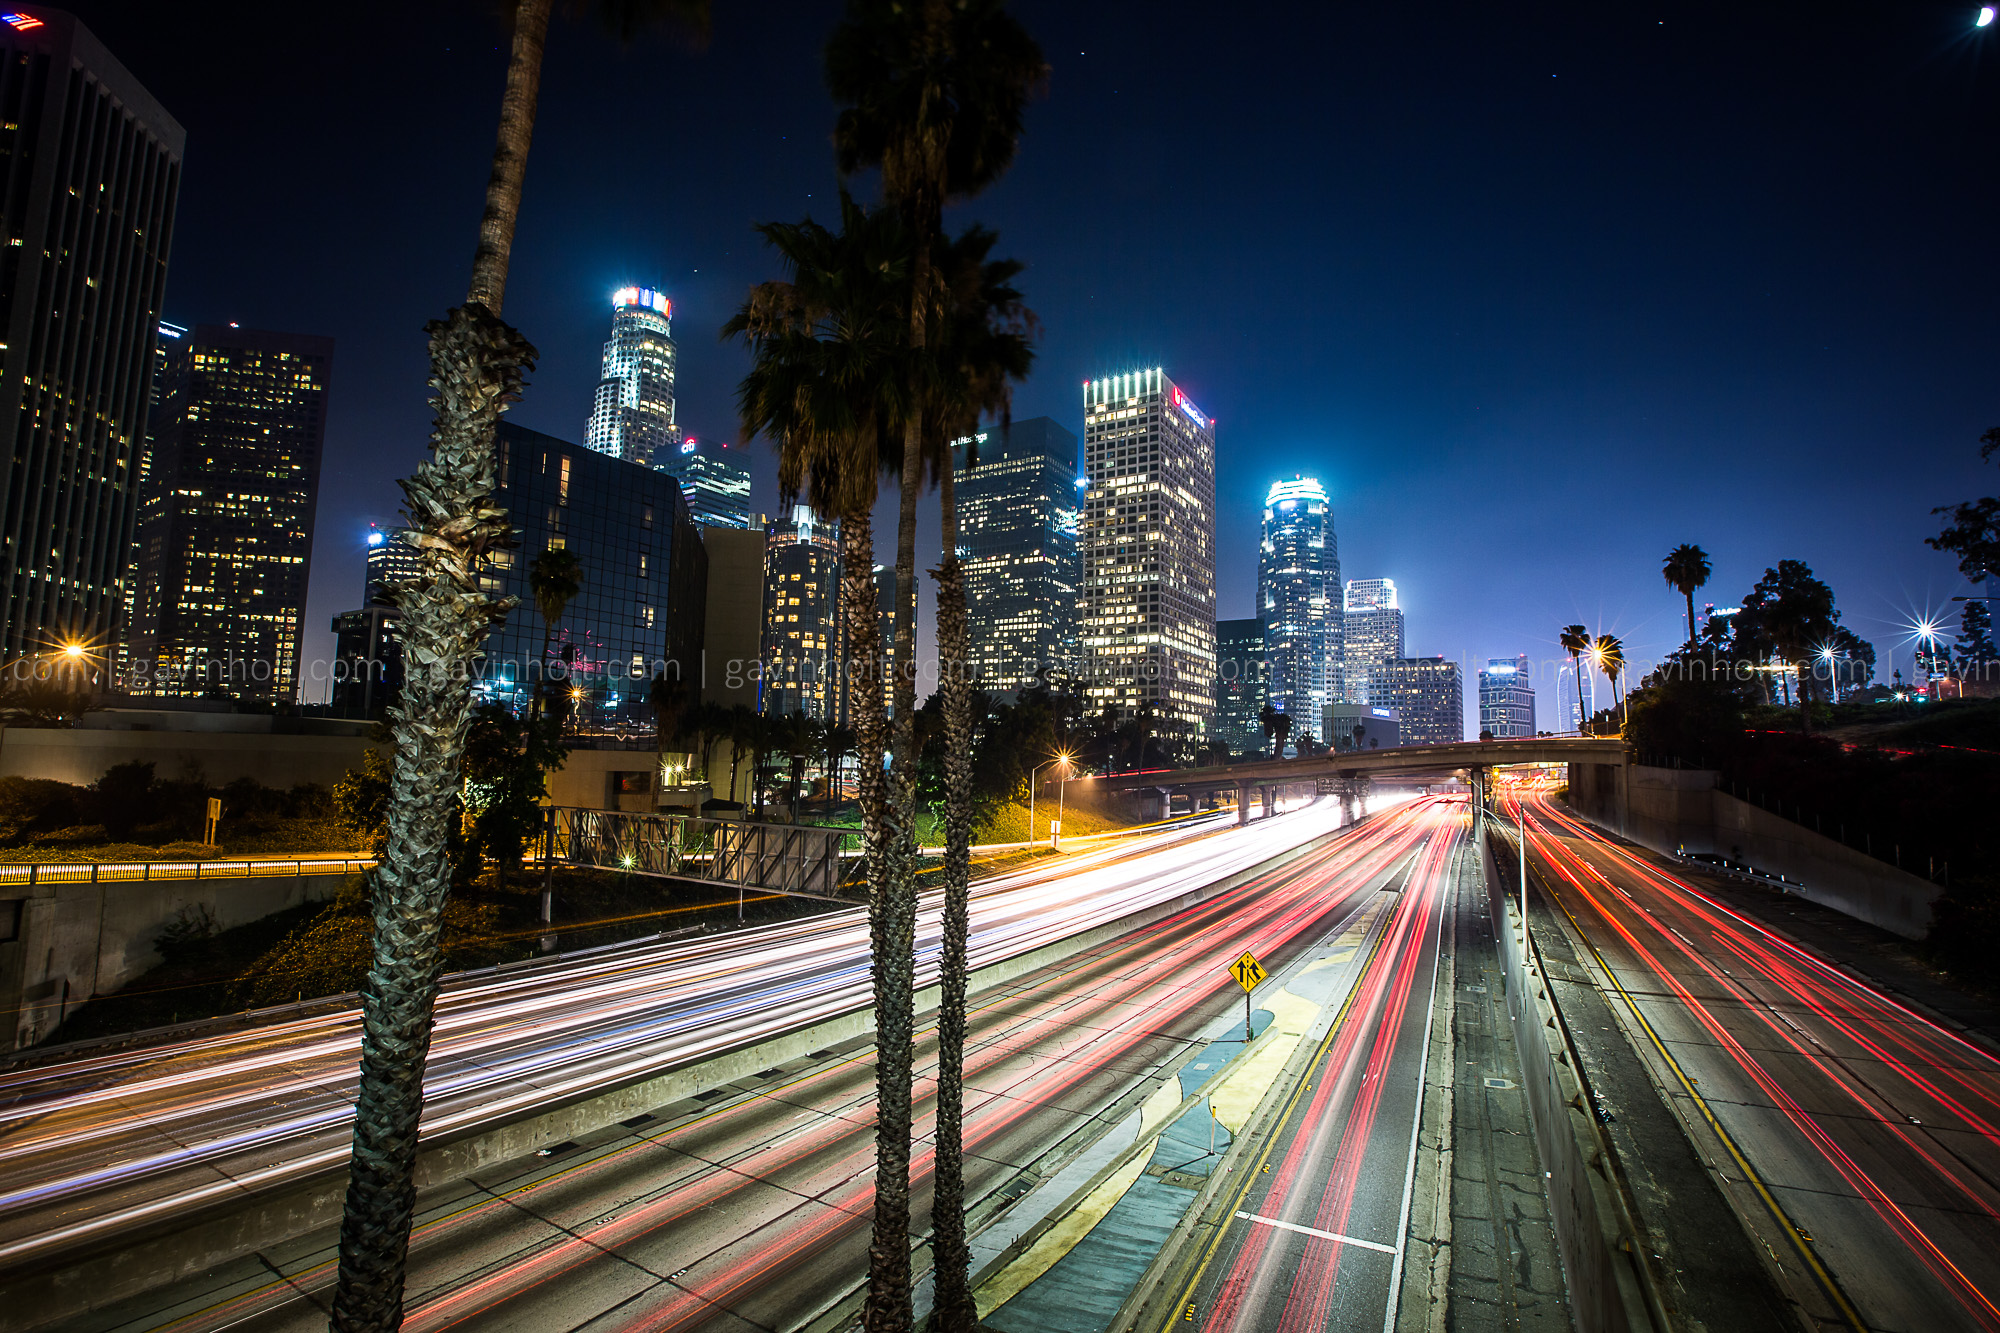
[1928,877,2000,990]
[155,903,220,965]
[91,762,160,842]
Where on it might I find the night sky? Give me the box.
[78,1,2000,727]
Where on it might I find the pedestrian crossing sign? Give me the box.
[1230,951,1265,993]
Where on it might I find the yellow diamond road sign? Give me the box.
[1230,951,1265,993]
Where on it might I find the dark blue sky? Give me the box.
[84,0,2000,722]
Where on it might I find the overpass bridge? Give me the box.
[1099,737,1628,824]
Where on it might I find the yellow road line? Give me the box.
[1522,829,1869,1333]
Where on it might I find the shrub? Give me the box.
[91,762,160,841]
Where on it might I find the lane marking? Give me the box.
[1233,1210,1396,1254]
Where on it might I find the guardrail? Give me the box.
[0,857,373,888]
[546,807,856,897]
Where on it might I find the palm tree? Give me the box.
[724,703,758,807]
[1559,624,1593,735]
[1593,633,1627,731]
[827,13,1048,1321]
[331,4,709,1329]
[1258,700,1282,757]
[823,722,857,812]
[529,545,583,717]
[649,668,689,790]
[1662,544,1712,653]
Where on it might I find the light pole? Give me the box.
[1053,757,1074,850]
[1028,754,1071,846]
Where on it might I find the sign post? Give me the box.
[203,797,222,847]
[1229,950,1265,1041]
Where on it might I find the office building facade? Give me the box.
[1211,616,1268,757]
[471,422,706,729]
[1258,477,1341,733]
[664,433,752,528]
[1367,657,1465,746]
[954,417,1080,697]
[1478,655,1536,738]
[1079,369,1216,761]
[126,325,333,704]
[1342,578,1405,705]
[584,287,676,468]
[760,505,844,723]
[1323,702,1398,752]
[0,11,183,662]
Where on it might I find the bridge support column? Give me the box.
[1237,784,1250,826]
[1261,787,1274,818]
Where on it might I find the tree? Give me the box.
[823,722,857,811]
[1594,633,1627,731]
[1662,544,1712,652]
[1929,427,2000,586]
[649,668,691,788]
[461,703,568,887]
[91,761,159,842]
[330,4,709,1328]
[724,704,759,807]
[1959,600,1996,666]
[528,545,584,713]
[1559,625,1593,735]
[1737,560,1840,732]
[333,750,394,854]
[827,7,1047,1324]
[1256,701,1292,758]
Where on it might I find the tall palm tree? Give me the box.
[1559,624,1593,735]
[1593,633,1627,730]
[649,668,690,789]
[1258,700,1283,757]
[823,722,857,812]
[1662,544,1712,653]
[724,703,758,806]
[331,4,709,1329]
[529,546,583,718]
[827,14,1047,1324]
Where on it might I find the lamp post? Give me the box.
[1028,753,1073,847]
[1054,758,1073,850]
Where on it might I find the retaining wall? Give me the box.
[1481,824,1657,1333]
[1567,762,1940,940]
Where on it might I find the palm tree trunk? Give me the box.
[847,504,919,1333]
[330,309,536,1333]
[329,5,551,1325]
[467,0,550,313]
[1684,589,1698,653]
[929,463,977,1333]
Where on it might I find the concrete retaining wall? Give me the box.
[1481,825,1656,1333]
[3,867,354,1049]
[1,818,1346,1331]
[1567,762,1939,940]
[0,726,375,789]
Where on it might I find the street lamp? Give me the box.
[1980,6,1996,28]
[1028,752,1073,848]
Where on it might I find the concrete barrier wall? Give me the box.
[4,869,352,1049]
[1,818,1348,1331]
[1481,824,1655,1333]
[0,727,374,789]
[1568,762,1939,940]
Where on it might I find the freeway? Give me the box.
[0,797,1383,1297]
[1514,792,2000,1332]
[1121,802,1468,1333]
[53,799,1447,1333]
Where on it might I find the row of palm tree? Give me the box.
[331,1,1044,1328]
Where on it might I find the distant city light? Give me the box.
[1171,385,1209,429]
[1,14,44,31]
[680,439,697,454]
[367,531,385,547]
[1981,6,1996,27]
[612,286,670,316]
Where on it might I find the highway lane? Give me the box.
[74,801,1447,1333]
[0,799,1378,1282]
[1132,802,1467,1333]
[1517,793,2000,1333]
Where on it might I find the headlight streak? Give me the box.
[1518,795,2000,1330]
[161,804,1443,1333]
[0,801,1372,1272]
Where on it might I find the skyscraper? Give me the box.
[472,422,707,729]
[126,325,333,704]
[362,523,426,605]
[1479,655,1537,738]
[954,417,1080,697]
[1258,477,1341,734]
[760,505,844,722]
[584,287,676,468]
[0,11,183,662]
[1368,657,1465,746]
[1211,617,1268,757]
[664,433,752,528]
[1342,578,1405,705]
[1079,369,1216,761]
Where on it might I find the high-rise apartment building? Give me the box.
[760,505,844,722]
[1079,369,1216,761]
[471,422,707,729]
[1258,477,1341,732]
[1342,578,1405,705]
[664,433,752,528]
[1479,655,1536,738]
[1367,657,1465,746]
[954,417,1080,697]
[584,287,676,468]
[1211,616,1268,757]
[0,10,182,662]
[126,325,333,703]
